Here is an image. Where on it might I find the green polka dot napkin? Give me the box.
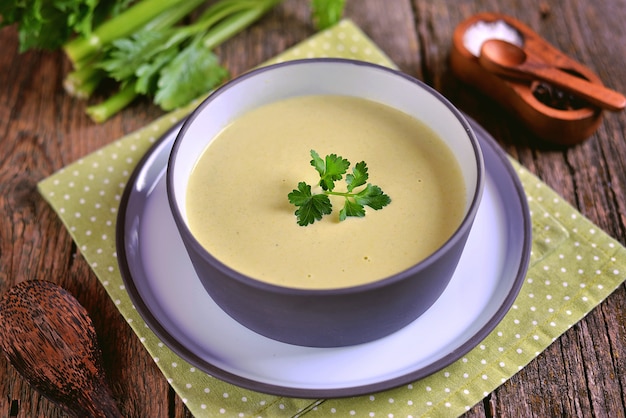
[38,20,626,418]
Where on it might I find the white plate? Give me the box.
[117,117,531,398]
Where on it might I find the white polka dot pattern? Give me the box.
[37,20,626,418]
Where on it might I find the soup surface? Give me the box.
[186,95,465,289]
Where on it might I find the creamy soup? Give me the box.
[186,95,465,289]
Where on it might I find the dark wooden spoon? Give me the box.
[0,280,122,418]
[479,39,626,111]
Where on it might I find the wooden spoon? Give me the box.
[479,39,626,111]
[0,280,123,418]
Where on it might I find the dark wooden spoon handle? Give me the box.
[0,280,122,418]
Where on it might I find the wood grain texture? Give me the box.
[1,0,625,416]
[0,281,122,417]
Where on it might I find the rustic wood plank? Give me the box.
[1,0,625,416]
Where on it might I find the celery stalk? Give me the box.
[86,83,138,123]
[64,0,205,68]
[63,0,207,97]
[202,0,285,50]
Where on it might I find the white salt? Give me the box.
[462,20,524,57]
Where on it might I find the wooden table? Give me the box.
[1,0,625,416]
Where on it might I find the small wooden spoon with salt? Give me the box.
[0,280,122,418]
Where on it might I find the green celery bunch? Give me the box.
[2,0,347,122]
[76,0,285,122]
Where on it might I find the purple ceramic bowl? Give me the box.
[167,58,484,347]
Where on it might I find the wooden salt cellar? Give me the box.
[450,12,606,145]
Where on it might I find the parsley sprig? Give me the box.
[288,150,391,226]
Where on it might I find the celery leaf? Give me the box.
[154,38,229,111]
[310,0,346,30]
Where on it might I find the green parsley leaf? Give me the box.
[289,150,391,226]
[310,150,350,191]
[346,160,368,192]
[287,182,333,226]
[354,184,392,209]
[339,199,366,221]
